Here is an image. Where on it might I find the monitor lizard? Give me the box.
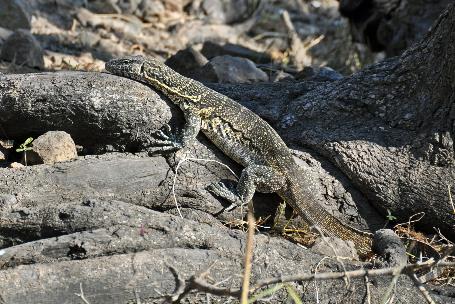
[106,56,374,257]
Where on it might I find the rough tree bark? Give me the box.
[339,0,451,56]
[273,5,455,239]
[0,4,455,304]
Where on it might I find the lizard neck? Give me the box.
[279,166,373,258]
[143,70,206,107]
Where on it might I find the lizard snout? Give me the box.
[105,56,146,77]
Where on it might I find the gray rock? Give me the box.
[96,38,124,60]
[198,55,269,83]
[27,131,77,165]
[78,31,101,48]
[138,0,165,22]
[202,0,256,24]
[201,41,272,63]
[296,66,343,82]
[117,0,141,14]
[311,236,359,260]
[165,47,208,78]
[202,0,225,23]
[373,229,407,267]
[0,0,31,30]
[0,29,44,69]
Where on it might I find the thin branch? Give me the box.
[163,264,189,302]
[448,184,455,214]
[380,265,403,304]
[189,276,241,298]
[165,260,455,302]
[241,203,256,303]
[250,261,455,293]
[75,283,91,304]
[407,273,436,304]
[160,228,454,302]
[134,289,142,304]
[364,275,371,304]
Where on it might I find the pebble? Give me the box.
[27,131,77,165]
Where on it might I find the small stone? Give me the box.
[118,0,142,14]
[97,38,124,60]
[0,29,44,69]
[373,229,407,267]
[201,41,272,63]
[78,31,101,48]
[197,55,268,83]
[0,0,31,30]
[269,70,294,82]
[311,236,359,260]
[202,0,253,24]
[138,0,166,22]
[27,131,77,165]
[202,0,225,23]
[9,162,24,169]
[165,47,208,78]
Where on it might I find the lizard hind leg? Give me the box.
[207,164,286,210]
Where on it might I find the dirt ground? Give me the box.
[0,0,381,75]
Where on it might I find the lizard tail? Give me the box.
[280,170,373,257]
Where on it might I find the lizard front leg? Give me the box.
[208,164,286,209]
[147,108,201,154]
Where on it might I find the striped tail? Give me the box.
[279,170,373,257]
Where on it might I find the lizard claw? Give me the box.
[147,124,184,154]
[153,124,174,141]
[207,181,244,210]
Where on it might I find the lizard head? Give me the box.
[106,56,180,89]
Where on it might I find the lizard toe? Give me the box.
[207,181,243,207]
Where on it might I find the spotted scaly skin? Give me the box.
[106,56,373,257]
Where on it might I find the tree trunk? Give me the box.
[339,0,451,56]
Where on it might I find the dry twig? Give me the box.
[162,259,455,302]
[241,203,256,303]
[75,283,91,304]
